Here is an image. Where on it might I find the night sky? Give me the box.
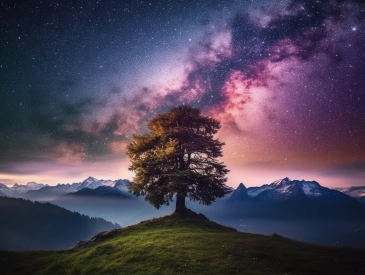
[1,0,365,188]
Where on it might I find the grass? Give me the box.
[1,211,365,275]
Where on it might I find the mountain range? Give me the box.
[2,176,363,204]
[1,177,365,223]
[223,177,365,220]
[2,176,365,249]
[206,178,365,249]
[0,176,131,201]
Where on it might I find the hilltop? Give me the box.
[1,211,365,275]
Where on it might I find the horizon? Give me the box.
[1,0,364,189]
[1,174,361,190]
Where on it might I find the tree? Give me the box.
[127,106,230,213]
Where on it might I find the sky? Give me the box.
[1,0,364,188]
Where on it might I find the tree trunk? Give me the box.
[175,194,187,213]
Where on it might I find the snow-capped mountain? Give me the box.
[0,183,10,197]
[335,186,365,203]
[99,179,116,187]
[0,177,131,201]
[224,178,365,219]
[238,178,335,201]
[78,176,103,190]
[0,182,48,197]
[23,182,82,201]
[252,178,334,202]
[114,179,131,192]
[12,182,48,194]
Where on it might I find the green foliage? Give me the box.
[127,106,230,209]
[1,214,365,275]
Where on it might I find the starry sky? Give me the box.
[1,0,365,188]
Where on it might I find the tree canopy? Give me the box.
[127,106,230,213]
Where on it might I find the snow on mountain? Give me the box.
[224,178,365,220]
[232,178,336,202]
[334,186,365,204]
[334,187,348,192]
[0,183,9,189]
[247,184,273,197]
[24,182,82,199]
[336,186,365,198]
[0,184,10,197]
[9,182,48,196]
[12,182,48,193]
[26,182,48,189]
[0,177,131,199]
[99,179,115,187]
[271,178,291,187]
[54,182,82,193]
[78,176,102,190]
[0,184,14,197]
[0,182,48,197]
[114,179,131,192]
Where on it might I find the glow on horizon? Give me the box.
[1,158,361,189]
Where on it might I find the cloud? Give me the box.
[1,0,364,171]
[322,161,365,180]
[110,141,129,153]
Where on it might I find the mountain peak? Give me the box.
[237,183,247,190]
[0,183,9,189]
[227,182,250,202]
[272,177,291,186]
[78,176,103,190]
[26,182,47,188]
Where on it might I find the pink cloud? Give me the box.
[110,141,129,153]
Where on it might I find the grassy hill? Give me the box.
[1,211,365,275]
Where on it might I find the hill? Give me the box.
[0,197,120,250]
[1,212,365,275]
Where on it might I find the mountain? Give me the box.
[0,183,10,197]
[224,178,365,220]
[22,182,82,201]
[64,185,133,199]
[11,182,48,194]
[0,177,132,201]
[51,183,166,227]
[0,182,48,198]
[114,179,131,192]
[245,177,332,200]
[78,176,103,189]
[209,178,365,248]
[335,186,365,204]
[253,178,338,202]
[0,196,119,251]
[0,177,167,227]
[226,183,250,203]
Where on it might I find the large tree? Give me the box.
[127,106,230,213]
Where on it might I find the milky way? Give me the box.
[1,0,364,187]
